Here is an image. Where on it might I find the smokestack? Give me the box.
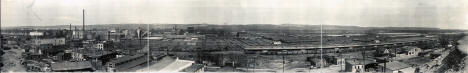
[82,9,85,39]
[69,24,72,30]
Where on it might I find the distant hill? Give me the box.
[2,24,449,32]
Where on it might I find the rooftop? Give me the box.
[400,57,431,66]
[109,54,146,63]
[182,64,205,72]
[345,58,377,65]
[73,49,115,58]
[51,61,93,71]
[137,56,194,72]
[378,61,412,71]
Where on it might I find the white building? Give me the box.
[96,43,104,50]
[72,31,84,39]
[31,38,66,46]
[273,41,282,45]
[345,58,377,73]
[394,46,422,60]
[29,31,44,36]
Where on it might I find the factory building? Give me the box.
[31,38,66,46]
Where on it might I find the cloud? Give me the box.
[1,0,468,29]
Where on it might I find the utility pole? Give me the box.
[146,24,150,71]
[282,54,285,73]
[282,50,286,73]
[139,27,142,54]
[0,0,2,50]
[384,57,387,73]
[362,47,366,72]
[320,23,324,72]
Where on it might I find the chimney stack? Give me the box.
[69,24,72,30]
[82,9,85,39]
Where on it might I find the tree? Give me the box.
[3,46,11,50]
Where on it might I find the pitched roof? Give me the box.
[378,61,411,71]
[346,58,377,65]
[137,56,194,72]
[182,64,205,72]
[109,54,145,63]
[51,61,93,71]
[73,49,115,58]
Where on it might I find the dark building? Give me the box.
[187,27,195,33]
[106,54,149,72]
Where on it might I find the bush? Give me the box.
[0,51,4,55]
[3,47,11,50]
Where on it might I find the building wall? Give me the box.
[72,52,85,61]
[29,31,44,36]
[398,67,415,73]
[32,38,66,46]
[106,54,148,71]
[73,31,84,39]
[337,58,346,71]
[394,47,422,60]
[96,43,104,50]
[196,66,205,72]
[351,65,365,73]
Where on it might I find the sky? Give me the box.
[1,0,468,29]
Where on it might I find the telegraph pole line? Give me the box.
[320,23,324,72]
[147,24,150,71]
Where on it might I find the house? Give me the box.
[337,57,346,71]
[81,40,109,50]
[395,46,422,60]
[307,56,337,68]
[309,57,328,68]
[345,58,377,73]
[96,43,104,50]
[71,49,117,62]
[376,46,422,60]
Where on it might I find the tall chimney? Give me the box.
[69,24,72,30]
[82,9,85,39]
